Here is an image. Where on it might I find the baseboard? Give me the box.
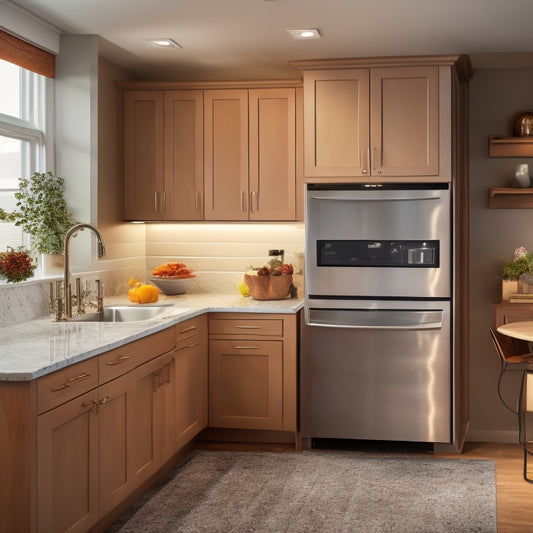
[466,429,519,443]
[197,427,296,445]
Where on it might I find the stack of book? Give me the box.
[509,293,533,303]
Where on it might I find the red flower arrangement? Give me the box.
[0,247,36,283]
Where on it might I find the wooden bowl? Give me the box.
[244,273,292,300]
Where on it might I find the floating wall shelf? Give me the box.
[489,187,533,208]
[489,135,533,157]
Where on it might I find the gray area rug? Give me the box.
[108,450,496,533]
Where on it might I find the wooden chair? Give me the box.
[489,327,533,483]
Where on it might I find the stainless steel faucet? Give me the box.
[63,223,106,319]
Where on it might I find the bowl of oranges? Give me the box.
[150,262,196,295]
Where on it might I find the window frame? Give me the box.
[0,60,54,272]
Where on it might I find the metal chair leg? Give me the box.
[518,371,533,483]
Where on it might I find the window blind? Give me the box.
[0,28,54,78]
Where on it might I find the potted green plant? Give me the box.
[0,171,76,256]
[502,246,533,281]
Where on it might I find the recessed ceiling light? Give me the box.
[148,38,182,48]
[286,28,322,40]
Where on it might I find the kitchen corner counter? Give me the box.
[0,293,303,381]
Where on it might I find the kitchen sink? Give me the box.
[74,305,175,322]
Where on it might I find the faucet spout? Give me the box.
[63,223,106,319]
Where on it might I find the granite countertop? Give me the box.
[0,293,303,382]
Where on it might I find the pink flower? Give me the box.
[514,247,527,261]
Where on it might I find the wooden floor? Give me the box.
[438,442,533,533]
[196,441,533,533]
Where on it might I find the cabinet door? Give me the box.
[209,339,283,430]
[302,69,370,178]
[204,89,249,220]
[99,356,164,515]
[164,90,204,220]
[249,88,296,220]
[370,66,439,176]
[123,90,164,220]
[174,332,208,449]
[37,390,99,533]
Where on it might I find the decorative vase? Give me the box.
[513,111,533,137]
[41,253,64,276]
[514,163,530,188]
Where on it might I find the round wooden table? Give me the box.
[498,321,533,342]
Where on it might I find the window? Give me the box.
[0,57,53,252]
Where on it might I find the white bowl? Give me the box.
[150,276,195,295]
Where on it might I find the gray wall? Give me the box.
[469,67,533,442]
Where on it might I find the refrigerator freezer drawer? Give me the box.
[300,300,451,443]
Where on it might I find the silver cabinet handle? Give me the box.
[361,147,369,175]
[179,325,197,335]
[177,342,199,351]
[105,354,131,366]
[234,345,260,349]
[236,325,261,329]
[372,146,382,174]
[250,191,258,213]
[51,372,90,392]
[195,191,201,212]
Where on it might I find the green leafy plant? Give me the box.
[0,172,76,255]
[502,246,533,280]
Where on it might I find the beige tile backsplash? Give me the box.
[145,223,305,293]
[1,222,305,325]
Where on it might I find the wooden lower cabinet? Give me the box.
[496,302,533,327]
[2,317,209,533]
[209,339,283,429]
[99,351,175,516]
[37,389,100,533]
[208,313,297,436]
[2,310,301,531]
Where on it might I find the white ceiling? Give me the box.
[10,0,533,81]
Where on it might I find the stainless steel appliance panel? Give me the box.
[305,184,451,298]
[300,299,451,443]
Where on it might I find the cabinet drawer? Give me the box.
[99,327,175,384]
[37,358,99,414]
[176,315,204,343]
[209,317,283,337]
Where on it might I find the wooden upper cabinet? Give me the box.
[121,83,300,221]
[204,89,249,220]
[303,69,370,178]
[300,62,449,181]
[164,91,204,220]
[123,91,164,220]
[123,90,204,221]
[204,87,298,221]
[249,88,296,220]
[370,66,439,177]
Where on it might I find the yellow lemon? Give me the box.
[238,281,250,297]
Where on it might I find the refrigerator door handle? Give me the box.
[307,308,444,330]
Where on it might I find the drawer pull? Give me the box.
[51,372,91,392]
[236,325,261,330]
[177,342,199,351]
[179,325,197,335]
[99,396,110,405]
[105,355,131,366]
[234,345,260,350]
